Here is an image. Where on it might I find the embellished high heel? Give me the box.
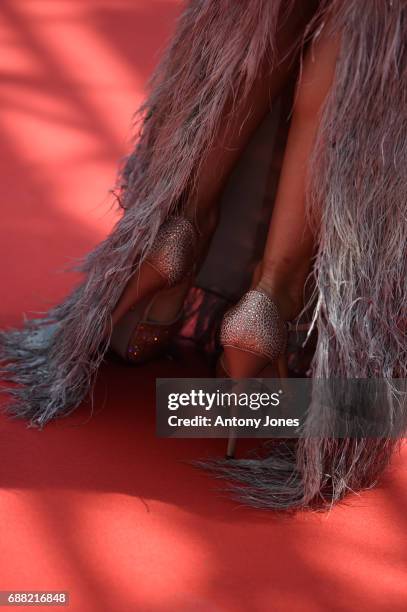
[110,216,196,364]
[144,216,196,287]
[218,288,288,458]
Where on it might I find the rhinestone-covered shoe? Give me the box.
[110,292,184,365]
[146,217,196,287]
[220,289,288,362]
[125,316,183,364]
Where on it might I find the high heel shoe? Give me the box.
[110,216,197,364]
[144,216,196,287]
[218,288,288,458]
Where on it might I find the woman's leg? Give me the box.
[222,24,341,377]
[111,1,319,326]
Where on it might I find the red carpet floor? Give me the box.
[0,2,406,611]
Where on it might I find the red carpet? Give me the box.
[0,2,406,611]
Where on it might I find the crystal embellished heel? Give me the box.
[144,216,196,287]
[110,216,196,364]
[218,288,288,458]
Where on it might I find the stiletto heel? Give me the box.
[276,353,289,378]
[218,288,288,457]
[226,436,237,460]
[110,216,197,363]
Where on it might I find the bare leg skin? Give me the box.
[222,24,341,377]
[110,1,319,328]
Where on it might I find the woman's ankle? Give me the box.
[255,276,304,322]
[184,202,220,237]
